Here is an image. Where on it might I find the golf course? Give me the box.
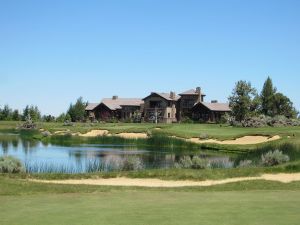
[1,121,300,225]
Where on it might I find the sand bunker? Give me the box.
[54,130,70,135]
[79,130,109,137]
[189,135,281,145]
[31,173,300,188]
[54,129,280,144]
[114,133,148,139]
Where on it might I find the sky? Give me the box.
[0,0,300,116]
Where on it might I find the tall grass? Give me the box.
[235,142,300,166]
[25,157,146,174]
[25,162,82,174]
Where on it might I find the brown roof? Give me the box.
[179,89,206,96]
[102,98,143,110]
[143,92,180,101]
[85,103,99,111]
[199,102,231,112]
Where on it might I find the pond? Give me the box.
[0,133,233,173]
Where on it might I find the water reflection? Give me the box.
[0,133,231,173]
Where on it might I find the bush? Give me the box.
[0,156,24,173]
[238,160,253,168]
[208,158,234,169]
[231,115,300,128]
[175,156,208,169]
[181,117,194,124]
[261,150,290,166]
[122,156,144,171]
[199,133,209,140]
[219,113,232,124]
[21,115,37,129]
[192,156,208,169]
[103,155,124,171]
[177,156,193,169]
[241,115,269,128]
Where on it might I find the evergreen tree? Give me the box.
[1,105,12,121]
[67,97,87,122]
[261,76,276,116]
[56,113,66,123]
[272,93,298,118]
[12,110,21,121]
[22,105,41,121]
[228,80,257,122]
[22,105,30,121]
[65,113,72,122]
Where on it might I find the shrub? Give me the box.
[21,115,37,129]
[241,115,269,128]
[219,113,232,124]
[63,121,74,126]
[41,131,52,137]
[103,155,124,171]
[0,156,24,173]
[181,117,194,124]
[175,156,208,169]
[208,158,234,169]
[232,115,300,128]
[192,156,208,169]
[238,160,253,168]
[261,150,290,166]
[199,133,209,140]
[122,156,144,171]
[177,156,193,169]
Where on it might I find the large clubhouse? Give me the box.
[86,87,231,123]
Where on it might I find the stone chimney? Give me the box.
[112,96,118,100]
[196,87,202,103]
[170,91,176,100]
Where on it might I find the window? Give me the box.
[150,101,162,108]
[168,113,171,118]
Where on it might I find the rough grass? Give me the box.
[4,159,300,181]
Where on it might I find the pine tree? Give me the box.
[261,76,276,116]
[67,97,87,122]
[228,80,257,122]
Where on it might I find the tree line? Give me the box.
[0,97,87,123]
[229,77,298,122]
[0,105,41,122]
[1,77,298,124]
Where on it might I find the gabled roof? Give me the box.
[195,102,231,112]
[179,89,206,96]
[143,92,180,101]
[85,103,99,111]
[101,98,143,111]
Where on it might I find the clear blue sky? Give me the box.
[1,0,299,116]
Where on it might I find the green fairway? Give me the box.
[1,190,299,225]
[1,177,300,225]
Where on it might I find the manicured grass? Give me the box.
[1,190,300,225]
[1,177,300,225]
